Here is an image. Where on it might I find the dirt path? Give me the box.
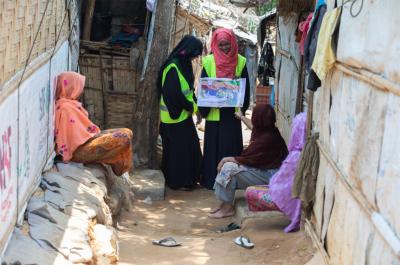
[118,188,315,265]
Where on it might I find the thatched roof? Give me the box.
[230,0,313,16]
[228,0,258,8]
[178,0,259,34]
[229,0,273,7]
[176,6,212,35]
[259,8,276,21]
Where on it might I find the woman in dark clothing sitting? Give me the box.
[209,104,288,218]
[158,35,203,190]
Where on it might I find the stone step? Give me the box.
[130,169,165,201]
[234,190,283,224]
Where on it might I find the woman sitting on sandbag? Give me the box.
[55,71,133,176]
[209,104,288,218]
[245,112,306,233]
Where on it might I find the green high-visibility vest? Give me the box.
[202,54,247,121]
[160,63,197,124]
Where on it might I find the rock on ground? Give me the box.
[130,169,165,201]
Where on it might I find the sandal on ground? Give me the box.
[208,209,235,219]
[234,236,254,249]
[216,222,241,233]
[152,237,182,247]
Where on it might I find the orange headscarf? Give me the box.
[55,72,100,161]
[210,28,239,78]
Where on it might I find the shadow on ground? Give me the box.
[118,188,315,265]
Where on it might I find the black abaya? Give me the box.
[199,66,250,189]
[160,66,202,189]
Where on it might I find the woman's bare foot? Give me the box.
[209,202,224,214]
[208,203,234,218]
[208,208,235,219]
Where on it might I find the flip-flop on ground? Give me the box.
[152,237,182,247]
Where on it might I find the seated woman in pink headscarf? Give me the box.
[55,71,133,176]
[245,112,307,232]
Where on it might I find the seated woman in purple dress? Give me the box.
[245,112,307,232]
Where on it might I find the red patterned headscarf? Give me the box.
[211,28,238,78]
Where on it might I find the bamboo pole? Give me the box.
[295,56,305,114]
[335,62,400,97]
[82,0,96,40]
[306,91,314,137]
[305,219,331,265]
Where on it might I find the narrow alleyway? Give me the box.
[118,188,315,265]
[118,116,315,265]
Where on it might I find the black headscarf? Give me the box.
[157,35,203,96]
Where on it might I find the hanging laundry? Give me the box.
[147,0,156,12]
[109,26,144,48]
[311,7,342,81]
[304,4,327,91]
[258,42,275,86]
[298,13,313,55]
[316,0,326,9]
[292,133,320,211]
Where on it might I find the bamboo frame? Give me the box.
[335,63,400,97]
[82,0,96,40]
[305,219,331,265]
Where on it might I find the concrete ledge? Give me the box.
[234,190,284,224]
[130,169,165,201]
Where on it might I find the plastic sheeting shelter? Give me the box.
[0,0,78,255]
[308,0,400,264]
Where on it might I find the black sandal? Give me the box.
[216,222,241,233]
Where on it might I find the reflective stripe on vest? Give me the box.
[202,54,246,121]
[160,63,196,124]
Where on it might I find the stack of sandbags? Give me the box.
[3,162,120,265]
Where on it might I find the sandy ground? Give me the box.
[119,111,316,264]
[118,188,316,265]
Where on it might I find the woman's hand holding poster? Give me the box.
[197,78,246,107]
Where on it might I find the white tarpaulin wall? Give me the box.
[336,0,400,85]
[0,41,70,252]
[0,92,18,253]
[310,1,400,264]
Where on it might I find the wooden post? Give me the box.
[306,91,314,137]
[295,56,305,114]
[83,0,96,40]
[133,0,176,168]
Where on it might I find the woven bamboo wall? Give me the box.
[0,0,70,87]
[79,53,138,130]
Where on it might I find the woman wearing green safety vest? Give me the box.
[199,28,250,189]
[157,35,203,190]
